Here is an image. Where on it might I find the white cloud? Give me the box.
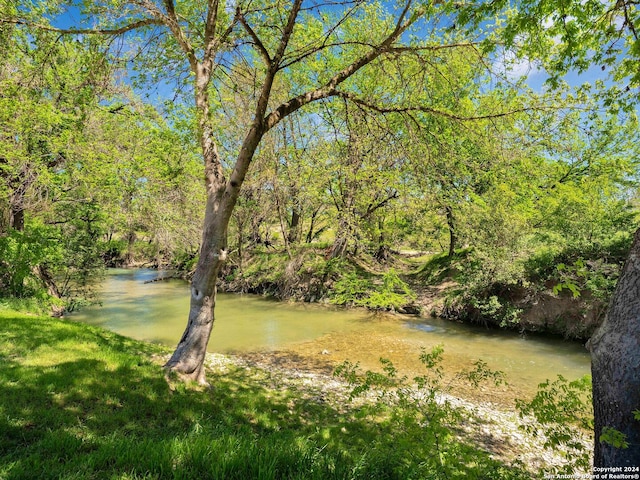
[493,48,544,81]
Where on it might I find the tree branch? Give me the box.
[361,190,399,220]
[237,9,272,65]
[334,90,541,122]
[279,0,365,69]
[272,0,304,67]
[264,0,423,130]
[387,41,481,53]
[204,0,220,47]
[204,12,238,68]
[163,0,197,69]
[0,17,163,36]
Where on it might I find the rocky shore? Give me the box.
[201,350,592,475]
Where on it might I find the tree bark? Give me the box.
[9,203,24,231]
[163,189,228,384]
[8,167,30,232]
[163,121,266,382]
[164,54,234,383]
[125,231,136,265]
[305,207,322,244]
[374,218,391,262]
[445,204,456,257]
[589,227,640,467]
[288,207,301,245]
[330,215,352,259]
[330,235,348,259]
[164,60,267,383]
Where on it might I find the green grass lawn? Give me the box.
[0,310,529,479]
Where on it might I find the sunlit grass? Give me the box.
[0,297,55,317]
[0,312,530,479]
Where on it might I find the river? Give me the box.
[70,269,591,404]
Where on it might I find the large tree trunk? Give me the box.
[589,227,640,467]
[163,59,233,384]
[164,62,267,384]
[163,186,230,384]
[330,235,348,259]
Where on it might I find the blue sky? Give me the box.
[44,1,630,116]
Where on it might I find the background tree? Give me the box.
[0,11,204,307]
[0,20,113,304]
[464,0,640,466]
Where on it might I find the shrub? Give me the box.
[333,347,521,479]
[0,224,60,298]
[330,272,372,306]
[516,374,593,475]
[362,269,416,310]
[102,239,127,267]
[414,248,473,284]
[0,218,106,311]
[331,269,416,310]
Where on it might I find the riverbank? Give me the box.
[0,309,591,478]
[214,246,612,342]
[106,237,620,342]
[212,350,592,474]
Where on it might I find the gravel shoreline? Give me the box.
[202,351,593,475]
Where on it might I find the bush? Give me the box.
[525,233,631,306]
[331,269,416,310]
[171,248,199,273]
[101,239,127,267]
[333,346,521,479]
[0,216,106,311]
[0,225,60,298]
[330,271,372,306]
[516,375,593,475]
[525,232,633,282]
[414,248,474,284]
[470,295,522,327]
[434,230,631,331]
[363,269,416,310]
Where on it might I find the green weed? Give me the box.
[333,346,526,480]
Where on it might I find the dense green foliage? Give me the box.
[0,1,638,332]
[0,23,203,309]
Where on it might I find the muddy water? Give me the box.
[71,269,591,403]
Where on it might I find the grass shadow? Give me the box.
[0,314,530,479]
